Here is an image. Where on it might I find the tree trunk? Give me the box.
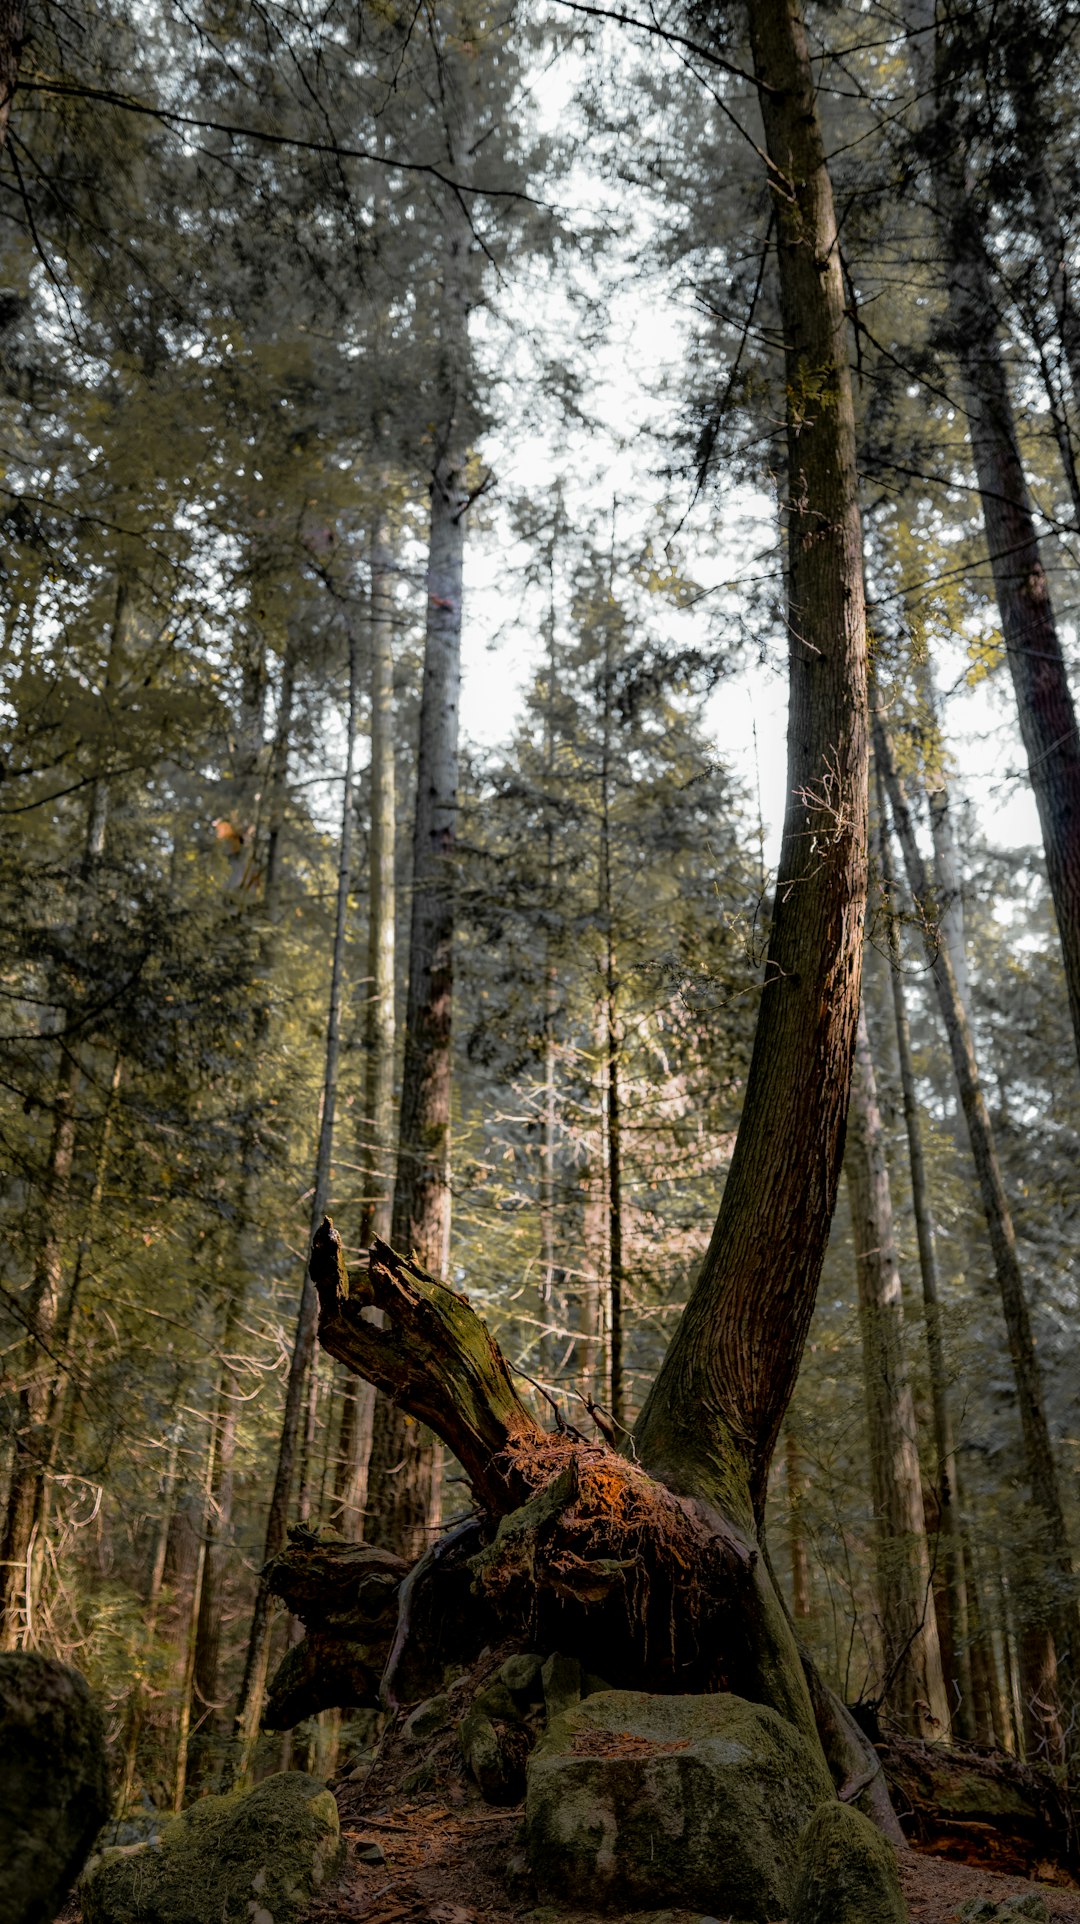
[599,606,625,1431]
[874,769,977,1739]
[905,0,1080,1080]
[121,1427,181,1808]
[876,714,1077,1766]
[228,625,361,1781]
[365,100,475,1563]
[333,508,399,1544]
[846,1006,950,1738]
[634,0,869,1527]
[266,0,888,1841]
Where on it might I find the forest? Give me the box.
[1,1,1080,1921]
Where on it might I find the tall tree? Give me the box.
[876,713,1078,1764]
[903,0,1080,1081]
[364,17,481,1561]
[634,0,869,1525]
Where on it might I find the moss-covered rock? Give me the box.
[0,1651,110,1924]
[526,1689,834,1919]
[788,1800,906,1924]
[80,1771,342,1924]
[460,1706,531,1803]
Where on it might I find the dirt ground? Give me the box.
[303,1782,1080,1924]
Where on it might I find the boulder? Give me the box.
[81,1771,342,1924]
[0,1651,110,1924]
[526,1689,834,1918]
[788,1800,906,1924]
[460,1705,531,1804]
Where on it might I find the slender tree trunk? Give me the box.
[598,610,624,1429]
[877,714,1077,1765]
[0,0,25,150]
[333,510,399,1545]
[185,1282,247,1791]
[366,101,475,1562]
[263,645,297,919]
[539,555,560,1386]
[121,1428,182,1808]
[875,770,976,1737]
[636,0,869,1529]
[905,0,1080,1080]
[846,1006,950,1737]
[359,508,398,1252]
[229,628,361,1781]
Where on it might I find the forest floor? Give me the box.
[301,1779,1080,1924]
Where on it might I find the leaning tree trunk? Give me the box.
[876,715,1078,1768]
[263,0,898,1843]
[364,109,476,1564]
[633,0,869,1527]
[905,0,1080,1081]
[846,1005,950,1738]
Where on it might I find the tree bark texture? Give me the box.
[876,715,1077,1765]
[906,0,1080,1081]
[634,0,869,1527]
[366,93,476,1562]
[846,1006,950,1738]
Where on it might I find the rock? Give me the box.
[0,1650,110,1924]
[789,1800,906,1924]
[540,1651,581,1719]
[403,1692,451,1742]
[500,1653,544,1699]
[958,1900,1049,1923]
[526,1689,834,1919]
[355,1837,386,1866]
[473,1680,523,1723]
[583,1671,614,1697]
[80,1771,342,1924]
[460,1707,531,1804]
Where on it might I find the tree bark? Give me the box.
[846,1006,950,1738]
[228,624,361,1781]
[785,1428,812,1621]
[365,91,476,1563]
[634,0,869,1527]
[876,714,1077,1765]
[905,0,1080,1080]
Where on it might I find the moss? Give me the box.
[527,1690,834,1920]
[789,1800,906,1924]
[0,1652,109,1924]
[81,1772,342,1924]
